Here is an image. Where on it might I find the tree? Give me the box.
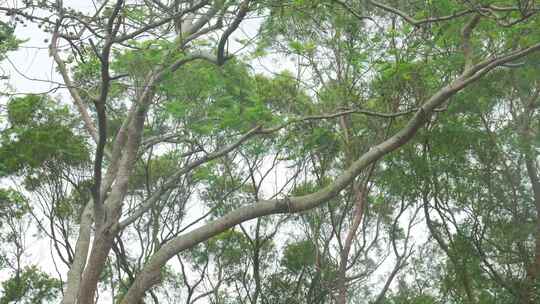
[381,57,540,303]
[1,1,540,303]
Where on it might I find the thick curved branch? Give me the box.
[123,103,414,229]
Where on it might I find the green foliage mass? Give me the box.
[0,266,62,304]
[0,188,28,224]
[0,95,90,176]
[281,239,316,273]
[4,1,540,303]
[162,59,276,134]
[0,21,19,59]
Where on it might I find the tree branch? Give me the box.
[118,125,262,229]
[367,0,475,26]
[49,26,100,145]
[119,40,540,304]
[217,0,250,65]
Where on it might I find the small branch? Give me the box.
[180,3,221,39]
[217,0,250,65]
[258,107,446,134]
[331,0,377,24]
[49,25,100,145]
[113,0,210,43]
[118,125,262,229]
[367,0,474,26]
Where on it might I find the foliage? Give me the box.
[0,21,19,59]
[0,266,61,304]
[2,0,540,303]
[0,95,90,177]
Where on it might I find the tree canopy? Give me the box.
[1,1,540,303]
